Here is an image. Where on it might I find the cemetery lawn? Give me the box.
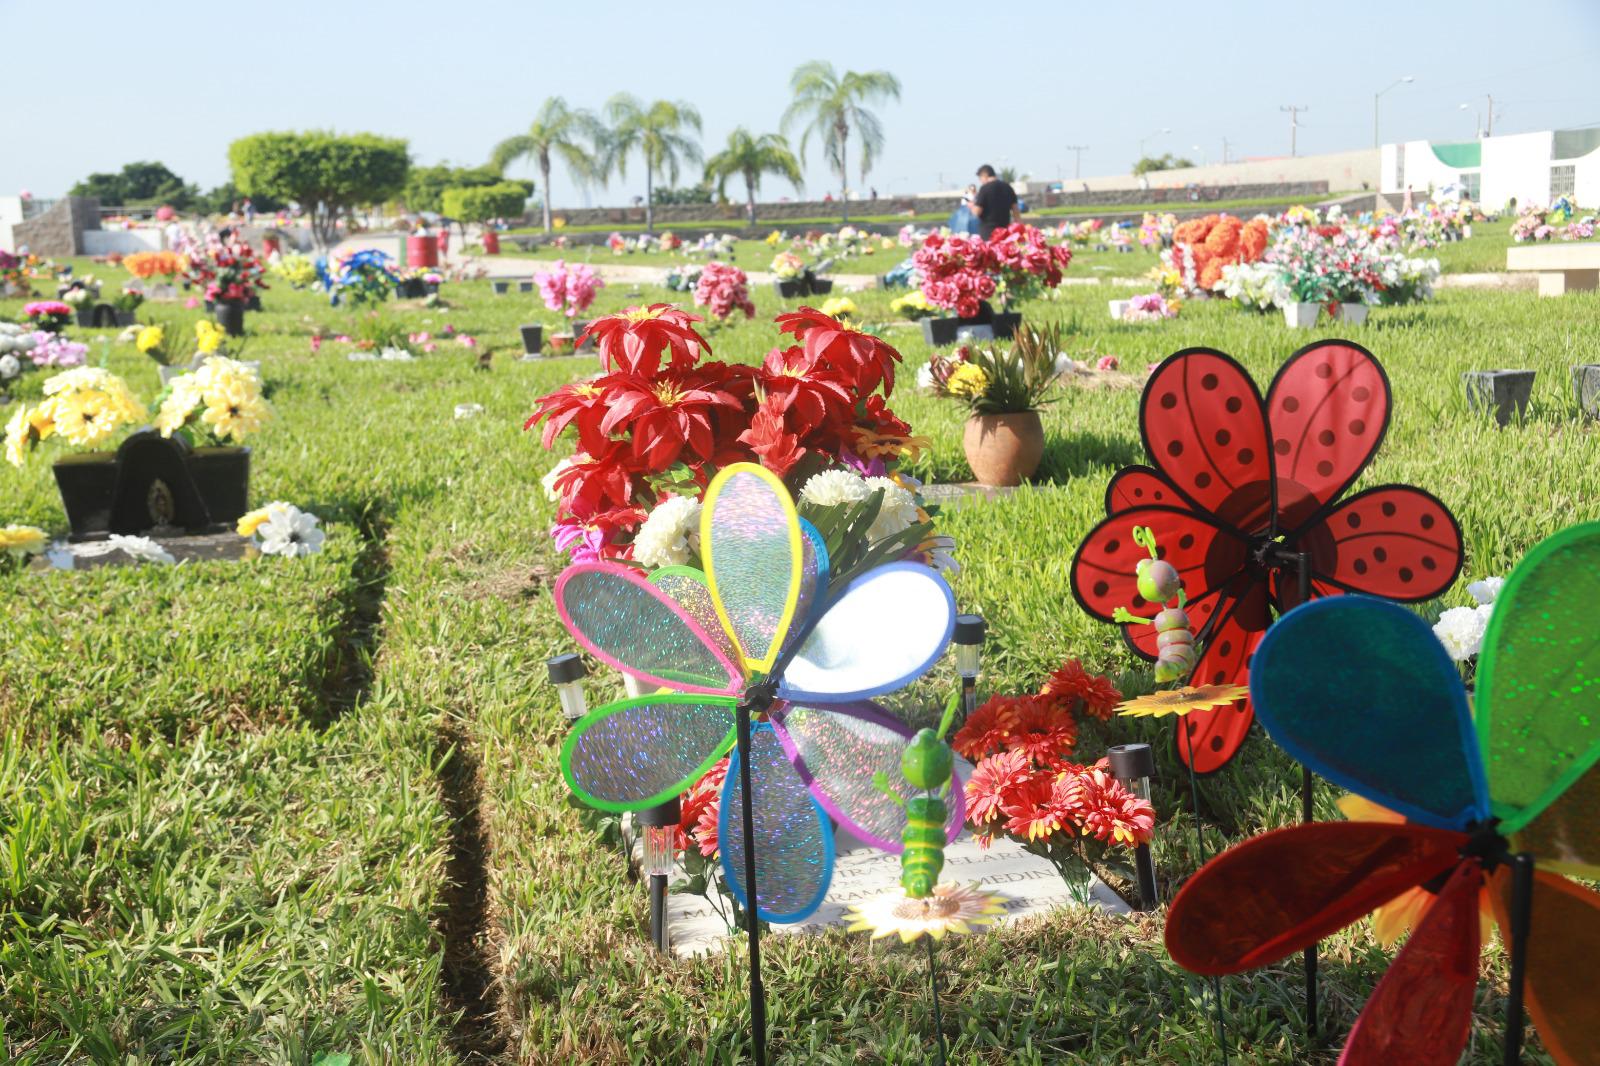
[1,254,1591,1063]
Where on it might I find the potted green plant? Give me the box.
[933,321,1058,486]
[111,287,145,327]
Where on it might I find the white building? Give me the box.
[1381,128,1600,209]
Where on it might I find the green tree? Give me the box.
[405,164,510,215]
[440,183,530,225]
[70,161,197,209]
[703,128,803,226]
[228,131,410,248]
[781,61,901,222]
[652,182,715,206]
[195,181,284,216]
[1132,153,1195,176]
[602,95,702,233]
[489,97,605,234]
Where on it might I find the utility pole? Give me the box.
[1064,145,1088,179]
[1221,137,1232,165]
[1280,105,1308,157]
[1486,94,1494,137]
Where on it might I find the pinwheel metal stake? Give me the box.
[1166,521,1600,1066]
[551,463,960,1065]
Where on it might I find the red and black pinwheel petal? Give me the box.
[1104,465,1181,514]
[1265,340,1392,530]
[1069,506,1248,623]
[1141,349,1273,527]
[1165,821,1467,976]
[1296,485,1464,602]
[1175,582,1271,774]
[1340,861,1483,1066]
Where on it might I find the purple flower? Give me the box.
[551,520,606,563]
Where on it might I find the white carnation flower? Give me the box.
[541,457,573,502]
[256,504,325,558]
[0,354,18,380]
[1467,576,1504,605]
[1433,605,1488,662]
[863,476,920,543]
[107,534,176,566]
[800,469,870,508]
[632,495,702,569]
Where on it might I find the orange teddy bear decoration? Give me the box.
[1171,214,1270,290]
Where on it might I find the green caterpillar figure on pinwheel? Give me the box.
[875,695,959,899]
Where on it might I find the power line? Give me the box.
[1063,144,1088,179]
[1280,105,1309,157]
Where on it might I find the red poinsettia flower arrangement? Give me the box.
[1069,341,1463,774]
[184,235,267,303]
[526,304,923,561]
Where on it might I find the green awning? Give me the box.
[1430,142,1482,169]
[1554,129,1600,160]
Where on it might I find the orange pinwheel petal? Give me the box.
[1166,821,1465,976]
[1339,861,1483,1066]
[1490,867,1600,1066]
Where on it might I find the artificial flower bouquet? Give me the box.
[0,524,47,572]
[817,296,858,324]
[185,236,267,304]
[1160,214,1270,296]
[928,322,1059,416]
[1120,292,1181,322]
[987,223,1073,306]
[956,659,1156,893]
[5,368,147,466]
[326,249,399,307]
[913,232,998,318]
[527,303,933,565]
[136,319,230,367]
[122,250,186,281]
[889,289,938,320]
[270,255,320,290]
[238,501,325,558]
[111,287,145,316]
[534,260,604,318]
[692,262,755,322]
[154,356,271,445]
[769,251,807,280]
[24,301,72,334]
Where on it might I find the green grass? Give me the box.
[2,253,1593,1062]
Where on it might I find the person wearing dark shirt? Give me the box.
[969,164,1018,238]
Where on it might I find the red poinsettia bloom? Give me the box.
[525,378,614,454]
[754,344,855,438]
[600,368,744,470]
[1070,341,1463,773]
[1041,659,1123,722]
[551,442,641,518]
[776,307,901,395]
[584,304,708,376]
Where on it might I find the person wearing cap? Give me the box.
[967,164,1018,239]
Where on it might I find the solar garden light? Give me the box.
[1107,742,1159,911]
[637,797,681,953]
[953,614,986,723]
[546,653,589,723]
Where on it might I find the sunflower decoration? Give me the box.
[1116,683,1252,719]
[848,882,1006,943]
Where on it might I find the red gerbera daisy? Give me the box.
[1040,659,1123,722]
[1005,695,1079,770]
[951,695,1021,762]
[1059,766,1156,846]
[1069,341,1463,773]
[964,748,1034,828]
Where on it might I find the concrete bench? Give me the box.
[1506,243,1600,296]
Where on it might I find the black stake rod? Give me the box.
[1295,551,1319,1041]
[926,934,949,1066]
[649,873,668,952]
[1183,724,1228,1064]
[1503,853,1534,1066]
[734,699,768,1066]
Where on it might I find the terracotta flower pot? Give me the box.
[962,411,1045,487]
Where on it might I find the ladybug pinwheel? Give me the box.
[1166,522,1600,1065]
[1071,341,1463,772]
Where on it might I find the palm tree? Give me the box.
[602,94,702,233]
[781,62,901,222]
[490,97,604,234]
[703,128,803,226]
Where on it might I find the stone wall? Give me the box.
[11,196,101,256]
[536,181,1331,230]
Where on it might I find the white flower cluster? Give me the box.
[633,495,703,569]
[1220,261,1289,312]
[253,503,326,558]
[799,469,921,544]
[1432,576,1503,662]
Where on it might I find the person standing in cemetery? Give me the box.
[969,164,1017,239]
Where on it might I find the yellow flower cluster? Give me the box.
[819,296,858,321]
[136,325,164,353]
[156,357,271,443]
[944,363,991,398]
[889,290,935,316]
[0,524,47,559]
[194,320,225,355]
[6,369,147,465]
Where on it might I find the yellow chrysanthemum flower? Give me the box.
[194,320,224,355]
[0,524,47,558]
[5,404,54,467]
[136,325,164,353]
[944,363,990,398]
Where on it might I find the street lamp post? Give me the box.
[1136,128,1172,165]
[1460,103,1481,139]
[1373,76,1414,148]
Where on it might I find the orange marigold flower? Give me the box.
[1041,659,1123,721]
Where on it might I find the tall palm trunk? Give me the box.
[745,170,757,226]
[540,151,553,234]
[645,164,655,234]
[836,117,851,223]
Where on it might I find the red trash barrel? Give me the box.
[482,230,500,255]
[407,234,439,268]
[437,228,450,256]
[260,235,281,259]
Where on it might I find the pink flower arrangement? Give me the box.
[409,331,437,353]
[534,260,604,318]
[914,233,998,318]
[692,261,756,321]
[23,301,72,332]
[28,331,88,367]
[988,223,1073,302]
[607,231,626,254]
[1096,354,1119,371]
[1121,292,1181,321]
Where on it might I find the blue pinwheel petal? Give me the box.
[720,721,835,924]
[1251,595,1490,830]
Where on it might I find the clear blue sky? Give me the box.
[4,0,1597,204]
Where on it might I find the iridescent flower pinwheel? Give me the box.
[1071,341,1464,773]
[1166,522,1600,1066]
[556,462,962,922]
